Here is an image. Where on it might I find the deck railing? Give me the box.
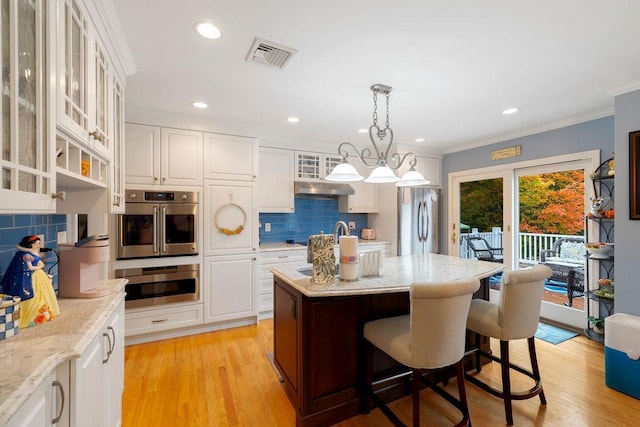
[459,231,585,264]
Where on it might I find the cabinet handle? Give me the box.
[107,325,116,356]
[51,380,65,424]
[89,130,103,142]
[152,318,168,323]
[290,298,296,320]
[103,332,112,364]
[277,256,289,259]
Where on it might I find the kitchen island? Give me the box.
[271,253,503,427]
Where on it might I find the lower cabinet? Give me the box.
[125,303,204,336]
[67,300,124,427]
[204,254,257,323]
[258,248,307,319]
[5,371,63,427]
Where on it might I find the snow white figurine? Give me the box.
[0,235,60,328]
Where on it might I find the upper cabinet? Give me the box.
[56,0,111,159]
[295,151,342,181]
[125,124,203,186]
[0,0,56,213]
[339,162,379,213]
[258,147,294,213]
[397,154,442,188]
[204,133,257,181]
[2,0,133,214]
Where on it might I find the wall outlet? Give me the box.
[265,223,271,232]
[348,221,356,230]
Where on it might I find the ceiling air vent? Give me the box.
[246,37,297,69]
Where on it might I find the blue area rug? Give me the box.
[535,322,578,344]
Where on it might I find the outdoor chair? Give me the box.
[468,236,504,263]
[540,237,585,306]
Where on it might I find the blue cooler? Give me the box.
[605,313,640,399]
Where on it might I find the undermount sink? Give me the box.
[296,266,313,276]
[296,265,339,277]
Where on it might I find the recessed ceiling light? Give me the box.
[502,107,519,115]
[192,101,208,109]
[194,22,221,40]
[358,128,368,134]
[287,117,299,123]
[415,138,425,142]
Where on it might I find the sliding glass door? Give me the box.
[449,151,599,328]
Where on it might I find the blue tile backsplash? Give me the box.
[0,214,67,290]
[259,197,368,243]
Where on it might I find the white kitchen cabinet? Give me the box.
[204,133,257,181]
[258,147,295,212]
[339,163,379,213]
[295,151,343,181]
[56,0,114,159]
[4,371,64,427]
[110,76,125,212]
[204,254,257,323]
[397,154,442,188]
[204,181,257,256]
[67,300,124,427]
[0,0,56,213]
[125,303,204,337]
[125,124,203,186]
[258,248,307,319]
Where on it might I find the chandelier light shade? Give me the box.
[396,167,431,187]
[325,162,364,181]
[326,84,430,187]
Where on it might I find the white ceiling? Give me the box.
[112,0,640,154]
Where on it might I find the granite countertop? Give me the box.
[271,253,503,297]
[259,240,390,252]
[0,279,127,425]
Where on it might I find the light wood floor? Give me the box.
[123,320,640,426]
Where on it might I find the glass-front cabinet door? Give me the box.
[1,0,55,212]
[58,0,89,143]
[111,74,124,212]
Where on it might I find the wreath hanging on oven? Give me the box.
[214,201,247,236]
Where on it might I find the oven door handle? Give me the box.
[161,206,167,254]
[153,206,159,253]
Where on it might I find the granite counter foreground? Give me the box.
[0,279,127,426]
[271,252,504,297]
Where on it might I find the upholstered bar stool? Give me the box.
[465,264,552,425]
[363,277,480,427]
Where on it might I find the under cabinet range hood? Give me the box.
[294,181,355,196]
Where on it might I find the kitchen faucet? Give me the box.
[333,221,350,244]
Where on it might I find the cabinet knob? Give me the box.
[162,177,167,182]
[153,177,158,181]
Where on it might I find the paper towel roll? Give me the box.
[339,235,358,281]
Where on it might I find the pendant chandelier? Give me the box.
[325,84,430,187]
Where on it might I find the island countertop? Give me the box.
[0,279,127,426]
[271,253,504,297]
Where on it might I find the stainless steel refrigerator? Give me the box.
[397,187,440,255]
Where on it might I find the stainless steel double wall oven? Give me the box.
[117,190,198,259]
[116,190,199,308]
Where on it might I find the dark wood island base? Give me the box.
[273,275,491,427]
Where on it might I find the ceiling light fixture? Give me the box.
[192,101,208,109]
[325,84,430,187]
[194,22,221,40]
[287,117,299,123]
[502,107,519,115]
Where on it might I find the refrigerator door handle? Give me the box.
[418,202,427,242]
